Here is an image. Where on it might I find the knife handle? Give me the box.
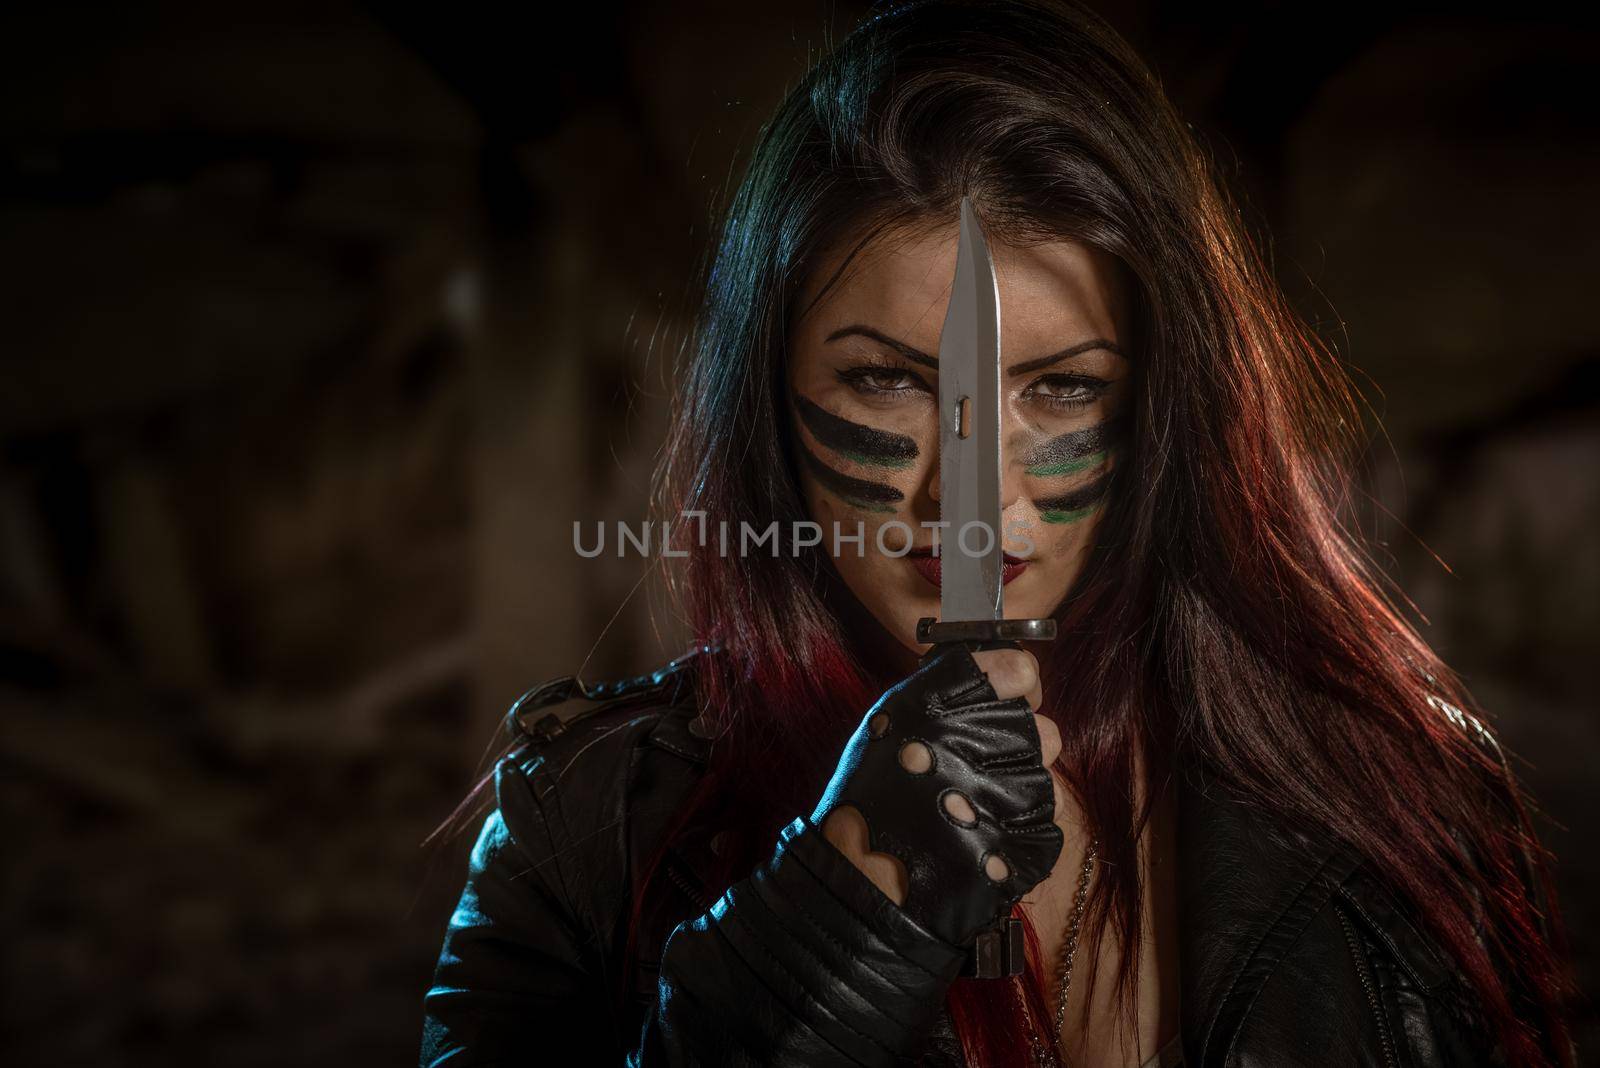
[915,617,1057,977]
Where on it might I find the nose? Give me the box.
[999,426,1025,512]
[998,432,1030,555]
[921,426,1027,514]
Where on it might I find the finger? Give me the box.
[1034,713,1062,768]
[820,805,910,906]
[971,649,1042,710]
[1050,768,1070,826]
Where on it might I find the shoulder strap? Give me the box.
[504,643,717,746]
[1427,691,1556,945]
[1427,692,1506,768]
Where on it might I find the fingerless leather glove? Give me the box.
[644,646,1063,1064]
[809,644,1064,947]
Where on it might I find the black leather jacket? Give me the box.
[421,657,1540,1067]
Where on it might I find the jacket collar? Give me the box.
[1173,762,1364,1065]
[642,691,1375,1065]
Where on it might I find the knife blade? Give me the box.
[915,197,1057,648]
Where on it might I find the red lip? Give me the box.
[906,547,1028,590]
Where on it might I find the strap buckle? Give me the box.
[960,917,1025,978]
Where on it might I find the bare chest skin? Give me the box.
[1020,759,1181,1066]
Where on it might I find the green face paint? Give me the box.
[1027,451,1105,478]
[1035,472,1108,524]
[797,439,904,514]
[794,395,919,470]
[1022,420,1122,478]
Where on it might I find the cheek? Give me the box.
[1006,505,1102,618]
[1026,473,1113,534]
[789,399,932,520]
[798,471,924,562]
[1011,438,1118,593]
[1032,508,1099,559]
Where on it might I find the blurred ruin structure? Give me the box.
[1,3,1594,1063]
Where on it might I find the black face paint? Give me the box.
[798,439,903,514]
[1022,419,1123,478]
[794,395,919,470]
[1034,471,1109,525]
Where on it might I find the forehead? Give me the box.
[796,222,1129,352]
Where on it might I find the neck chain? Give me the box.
[1015,840,1098,1068]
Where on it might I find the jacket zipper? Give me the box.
[663,850,716,912]
[1337,908,1400,1068]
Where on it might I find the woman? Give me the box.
[421,1,1574,1065]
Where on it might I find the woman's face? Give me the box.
[788,221,1132,653]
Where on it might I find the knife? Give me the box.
[917,196,1057,978]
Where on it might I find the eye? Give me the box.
[1022,373,1108,412]
[837,365,931,398]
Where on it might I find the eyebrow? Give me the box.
[1009,338,1125,374]
[825,325,1124,374]
[826,325,938,368]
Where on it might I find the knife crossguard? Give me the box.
[915,617,1057,645]
[810,646,1065,978]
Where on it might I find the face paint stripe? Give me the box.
[1040,504,1101,525]
[840,449,913,470]
[1034,472,1108,521]
[1021,419,1124,474]
[798,438,905,511]
[1025,450,1106,478]
[795,394,919,469]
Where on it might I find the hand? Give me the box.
[812,645,1064,947]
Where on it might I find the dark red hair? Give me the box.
[617,1,1576,1064]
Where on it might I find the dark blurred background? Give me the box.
[1,2,1595,1064]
